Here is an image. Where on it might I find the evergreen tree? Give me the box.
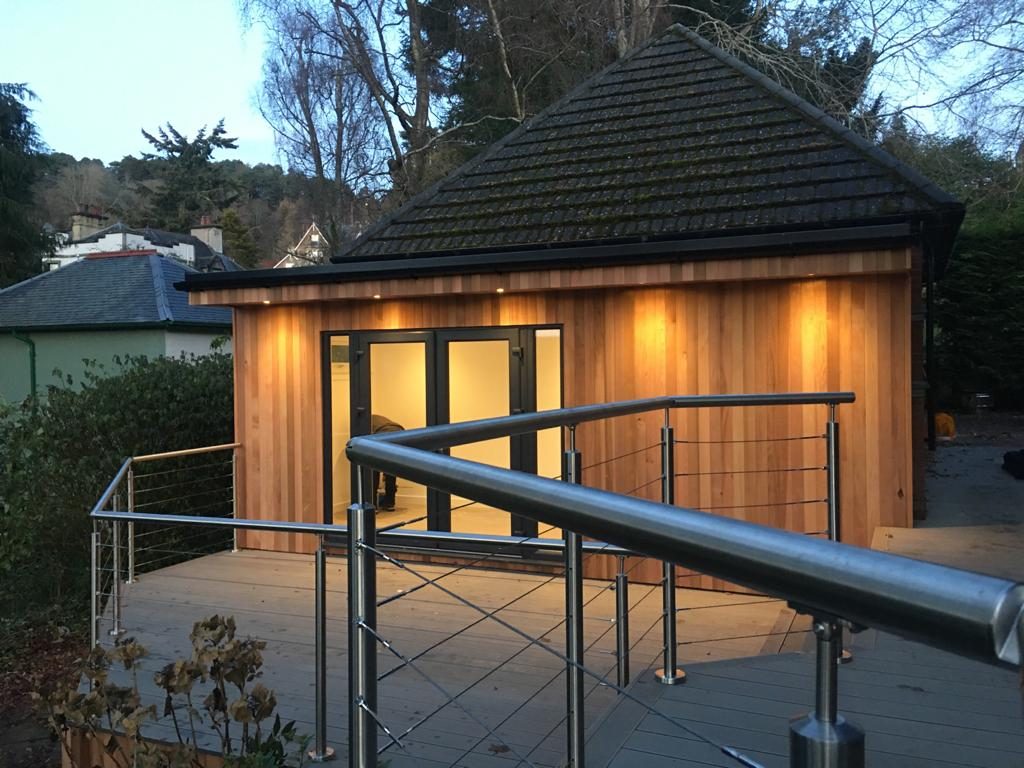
[0,83,52,288]
[219,208,260,268]
[140,120,240,231]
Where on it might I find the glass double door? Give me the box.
[336,326,560,538]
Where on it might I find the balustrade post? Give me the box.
[562,426,586,767]
[109,492,125,637]
[789,618,865,768]
[657,416,684,685]
[231,449,240,553]
[309,533,335,762]
[90,522,99,648]
[348,468,378,768]
[615,555,630,690]
[126,465,136,583]
[826,404,852,664]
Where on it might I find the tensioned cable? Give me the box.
[581,442,661,472]
[131,458,232,480]
[676,434,824,445]
[455,580,661,768]
[361,543,763,768]
[619,474,664,497]
[694,498,826,512]
[376,521,565,609]
[133,472,234,496]
[377,531,646,751]
[362,622,542,768]
[675,465,825,477]
[133,488,232,510]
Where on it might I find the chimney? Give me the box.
[70,205,108,241]
[191,214,223,253]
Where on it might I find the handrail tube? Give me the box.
[91,457,132,518]
[92,510,345,536]
[89,509,635,556]
[132,443,241,463]
[346,438,1024,667]
[370,393,855,451]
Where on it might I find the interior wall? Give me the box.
[536,329,563,480]
[448,339,511,471]
[368,342,428,505]
[232,267,912,588]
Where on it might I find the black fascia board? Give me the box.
[178,221,915,293]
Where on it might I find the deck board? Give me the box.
[589,630,1024,768]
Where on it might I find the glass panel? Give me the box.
[536,329,563,537]
[329,336,351,520]
[369,342,428,530]
[448,339,511,535]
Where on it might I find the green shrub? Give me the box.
[0,353,233,619]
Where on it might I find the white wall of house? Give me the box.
[46,234,197,270]
[164,330,232,358]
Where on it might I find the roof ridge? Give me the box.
[665,24,960,210]
[150,254,174,322]
[332,30,669,262]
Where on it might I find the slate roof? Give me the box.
[336,24,962,263]
[0,252,233,332]
[180,25,963,293]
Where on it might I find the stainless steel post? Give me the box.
[789,619,865,767]
[615,555,630,690]
[90,523,99,648]
[127,465,135,583]
[656,419,684,684]
[109,492,125,637]
[348,475,377,768]
[826,405,840,543]
[826,405,852,663]
[563,428,585,767]
[309,534,335,762]
[231,449,240,553]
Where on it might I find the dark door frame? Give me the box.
[321,324,562,547]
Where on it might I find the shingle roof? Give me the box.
[0,252,232,331]
[336,24,962,263]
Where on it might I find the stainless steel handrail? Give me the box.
[369,392,855,450]
[89,510,635,557]
[347,400,1023,668]
[90,457,132,519]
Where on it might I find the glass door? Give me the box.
[437,328,534,537]
[349,331,434,530]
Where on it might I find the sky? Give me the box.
[0,0,278,167]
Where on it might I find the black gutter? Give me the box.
[179,221,914,293]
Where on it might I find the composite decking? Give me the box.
[98,550,1024,767]
[99,549,800,766]
[590,630,1024,767]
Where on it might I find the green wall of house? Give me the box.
[0,329,225,404]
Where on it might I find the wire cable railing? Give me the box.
[87,391,1024,768]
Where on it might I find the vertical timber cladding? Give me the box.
[233,271,912,585]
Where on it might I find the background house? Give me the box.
[272,222,330,268]
[181,26,963,582]
[44,210,242,273]
[0,250,232,404]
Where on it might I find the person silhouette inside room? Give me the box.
[371,414,404,510]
